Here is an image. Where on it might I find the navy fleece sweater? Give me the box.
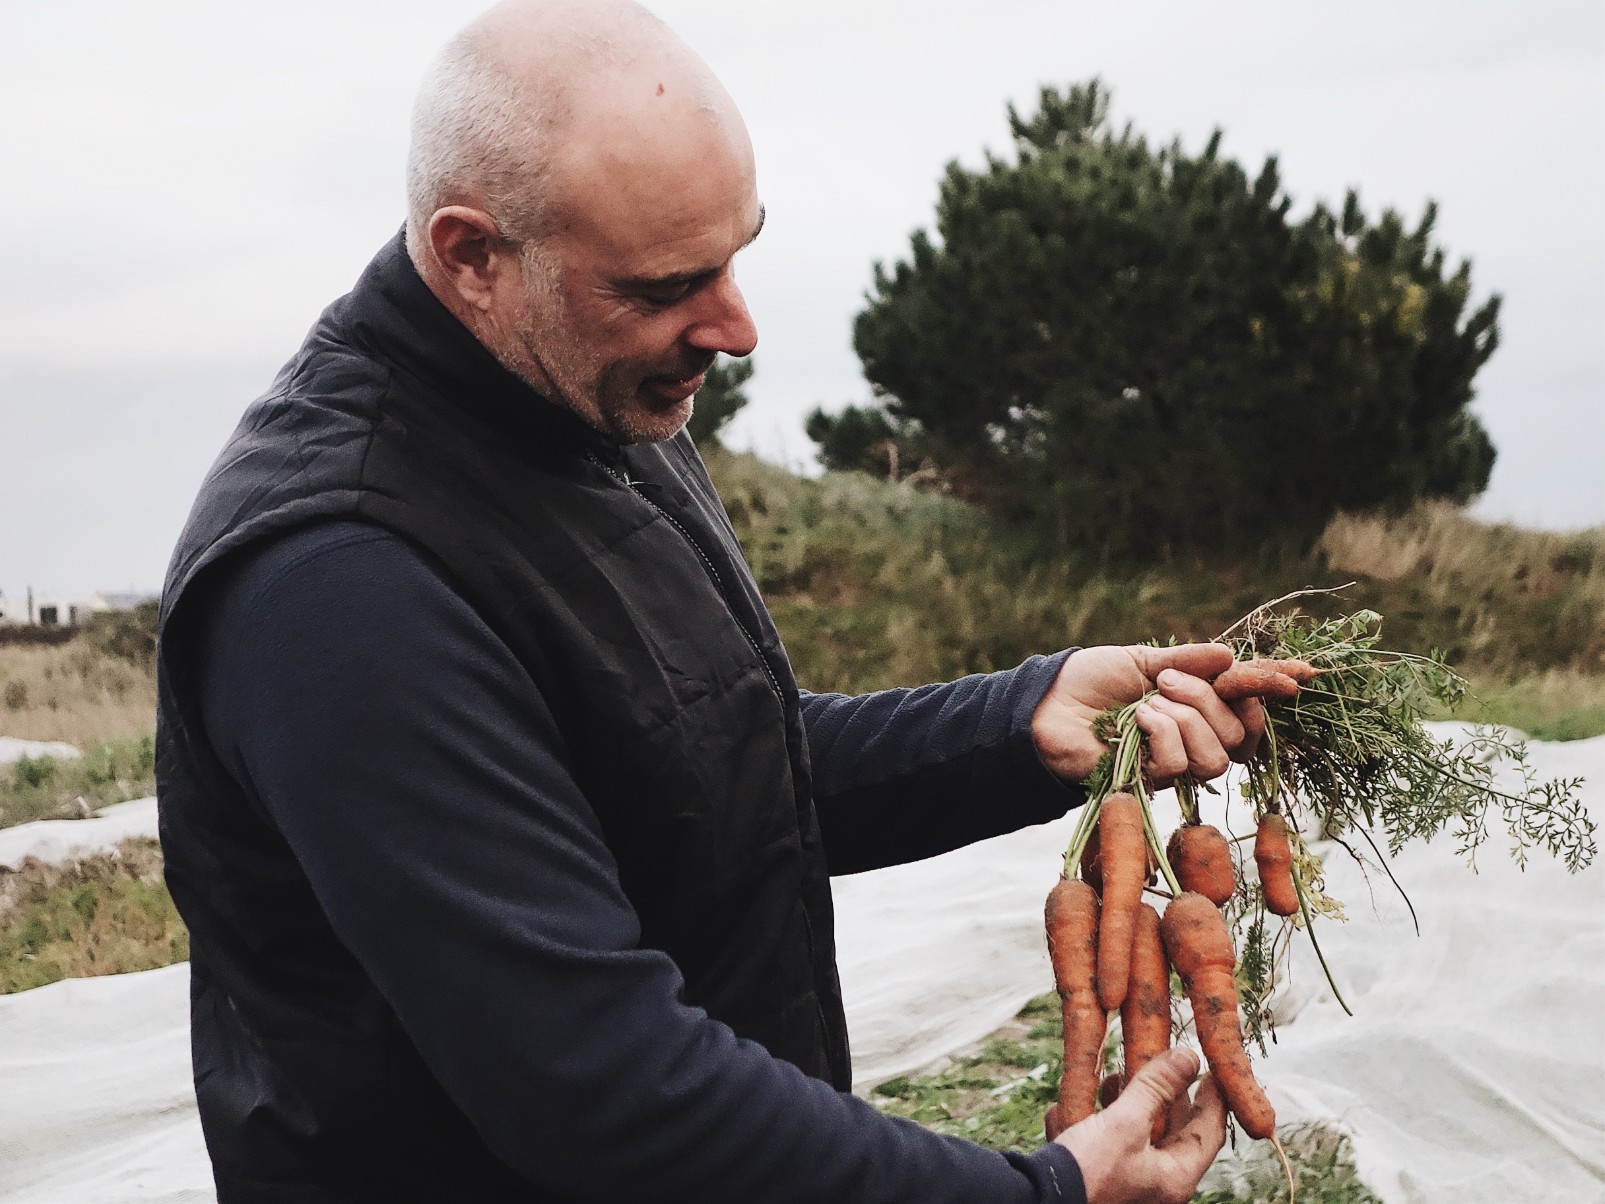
[192,518,1087,1203]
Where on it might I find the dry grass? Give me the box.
[1319,502,1604,594]
[0,837,187,994]
[1315,505,1604,685]
[0,640,156,744]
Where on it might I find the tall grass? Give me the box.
[0,639,156,745]
[1316,504,1604,676]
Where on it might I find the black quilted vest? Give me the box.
[156,233,850,1198]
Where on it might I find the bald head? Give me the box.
[405,0,742,254]
[401,0,762,445]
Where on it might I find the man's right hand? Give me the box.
[1054,1048,1227,1204]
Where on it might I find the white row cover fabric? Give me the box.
[0,738,79,767]
[0,798,159,872]
[0,966,207,1203]
[0,727,1599,1201]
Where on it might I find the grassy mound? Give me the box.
[708,451,1605,739]
[0,838,187,995]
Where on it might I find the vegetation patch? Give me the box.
[1199,1124,1383,1204]
[0,732,156,830]
[868,993,1382,1203]
[0,838,187,995]
[0,603,158,746]
[707,450,1604,741]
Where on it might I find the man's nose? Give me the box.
[685,272,758,358]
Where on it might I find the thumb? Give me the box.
[1106,1047,1202,1139]
[1131,642,1233,683]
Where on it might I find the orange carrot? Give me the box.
[1121,902,1172,1142]
[1167,823,1236,906]
[1252,657,1320,684]
[1045,878,1104,1128]
[1255,813,1300,916]
[1079,825,1102,894]
[1212,663,1301,702]
[1159,892,1277,1140]
[1081,824,1153,894]
[1095,793,1146,1011]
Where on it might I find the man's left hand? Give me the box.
[1032,643,1264,785]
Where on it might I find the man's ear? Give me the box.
[424,207,516,311]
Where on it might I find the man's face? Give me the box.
[487,113,764,445]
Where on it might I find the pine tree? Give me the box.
[687,355,754,448]
[815,82,1500,556]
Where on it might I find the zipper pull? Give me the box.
[586,451,632,486]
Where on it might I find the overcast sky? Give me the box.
[2,0,1601,602]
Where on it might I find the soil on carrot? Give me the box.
[867,993,1384,1204]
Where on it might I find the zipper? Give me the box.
[587,453,785,705]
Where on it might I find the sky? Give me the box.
[2,0,1601,603]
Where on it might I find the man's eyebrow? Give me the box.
[620,203,767,289]
[741,202,766,249]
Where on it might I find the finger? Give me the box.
[1229,696,1266,763]
[1154,668,1247,751]
[1134,704,1188,782]
[1159,1074,1227,1177]
[1111,1047,1202,1138]
[1131,642,1234,684]
[1146,695,1231,781]
[1163,1072,1195,1141]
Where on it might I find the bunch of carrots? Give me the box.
[1044,661,1305,1147]
[1041,593,1594,1183]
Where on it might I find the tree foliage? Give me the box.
[815,81,1500,556]
[687,355,754,447]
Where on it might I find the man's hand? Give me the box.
[1032,644,1265,785]
[1056,1049,1227,1204]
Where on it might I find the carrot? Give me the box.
[1045,877,1104,1127]
[1212,662,1301,702]
[1252,657,1320,684]
[1159,892,1277,1140]
[1121,902,1172,1142]
[1255,813,1300,916]
[1167,823,1236,906]
[1079,825,1102,893]
[1044,1102,1063,1142]
[1098,1073,1124,1109]
[1095,793,1146,1011]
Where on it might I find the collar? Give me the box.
[329,229,622,462]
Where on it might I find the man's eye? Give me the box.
[636,280,695,306]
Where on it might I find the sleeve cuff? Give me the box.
[1006,1140,1088,1203]
[995,647,1085,823]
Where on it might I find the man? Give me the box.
[157,2,1258,1200]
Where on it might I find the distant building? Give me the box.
[0,589,155,627]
